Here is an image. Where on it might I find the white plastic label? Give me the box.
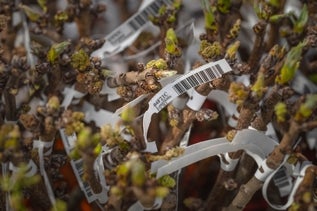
[91,0,174,58]
[143,59,232,150]
[150,129,277,178]
[33,139,56,206]
[60,130,107,203]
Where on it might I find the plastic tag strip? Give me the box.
[91,0,174,59]
[143,59,232,151]
[151,129,277,178]
[33,140,56,206]
[146,129,277,208]
[59,129,108,203]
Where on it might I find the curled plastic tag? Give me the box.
[262,161,313,210]
[148,129,277,209]
[151,129,277,178]
[82,101,120,127]
[61,86,86,108]
[143,59,232,151]
[9,159,38,177]
[91,0,174,59]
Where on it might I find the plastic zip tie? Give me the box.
[143,59,232,152]
[91,0,174,59]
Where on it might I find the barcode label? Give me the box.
[273,167,292,197]
[142,59,232,151]
[60,129,96,202]
[150,59,231,112]
[71,159,95,201]
[107,0,173,45]
[173,64,224,95]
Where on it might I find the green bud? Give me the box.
[276,41,306,85]
[274,102,287,122]
[158,175,176,188]
[71,49,90,72]
[47,41,71,64]
[131,160,146,186]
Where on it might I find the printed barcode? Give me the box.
[72,159,94,199]
[128,0,172,31]
[74,159,84,176]
[108,0,173,45]
[273,167,292,197]
[83,181,93,198]
[173,64,224,94]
